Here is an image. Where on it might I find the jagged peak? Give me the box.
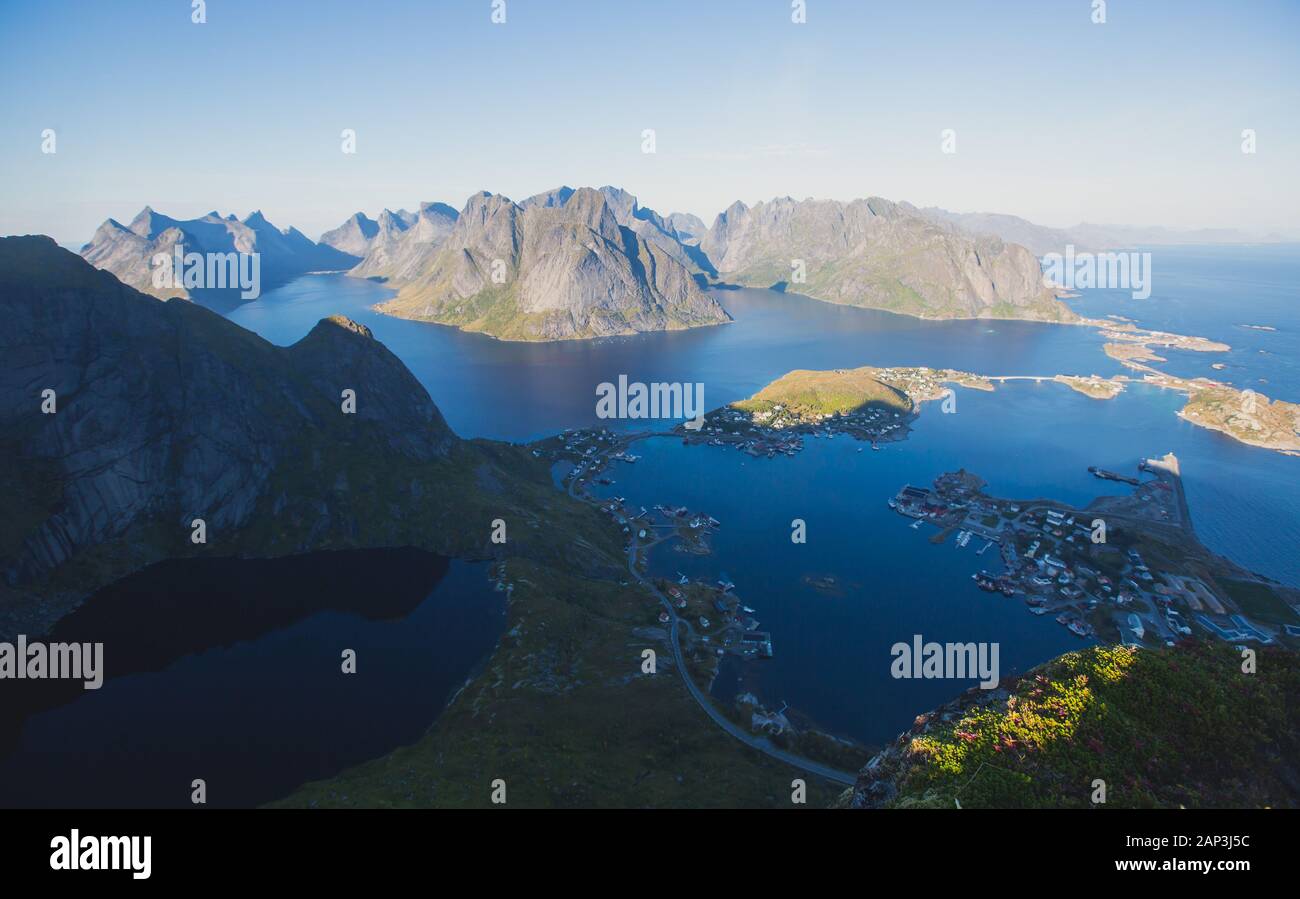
[418,201,459,220]
[306,315,374,340]
[521,185,575,209]
[459,191,519,219]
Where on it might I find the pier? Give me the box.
[1088,466,1141,486]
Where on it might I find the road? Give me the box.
[623,543,858,787]
[564,432,859,787]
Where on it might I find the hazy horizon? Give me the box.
[3,0,1298,246]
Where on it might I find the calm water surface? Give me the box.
[0,551,503,807]
[219,252,1298,744]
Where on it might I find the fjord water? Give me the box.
[226,254,1300,753]
[589,380,1299,744]
[227,276,1128,442]
[12,247,1286,790]
[0,551,503,807]
[218,250,1298,748]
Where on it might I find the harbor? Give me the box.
[889,455,1293,648]
[542,425,778,665]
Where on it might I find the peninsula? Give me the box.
[689,358,1300,457]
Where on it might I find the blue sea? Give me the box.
[222,246,1300,746]
[1064,244,1300,400]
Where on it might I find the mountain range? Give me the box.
[345,203,460,282]
[702,196,1074,322]
[315,186,1074,333]
[80,207,356,307]
[916,206,1297,256]
[75,188,1296,340]
[369,187,730,340]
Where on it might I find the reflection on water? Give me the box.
[0,550,504,808]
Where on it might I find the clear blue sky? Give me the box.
[2,0,1297,246]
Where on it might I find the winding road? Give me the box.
[625,545,858,786]
[565,432,858,786]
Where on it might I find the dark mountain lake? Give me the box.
[0,551,503,807]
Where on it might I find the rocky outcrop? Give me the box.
[702,196,1075,322]
[375,188,730,340]
[80,207,357,305]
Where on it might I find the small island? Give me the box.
[1104,341,1300,455]
[675,365,995,455]
[695,354,1300,456]
[1052,374,1125,400]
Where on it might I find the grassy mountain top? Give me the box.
[853,642,1300,809]
[733,366,913,418]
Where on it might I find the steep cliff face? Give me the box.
[349,203,459,281]
[375,188,730,340]
[319,212,381,257]
[666,212,709,242]
[527,186,709,273]
[702,196,1075,322]
[1,236,617,639]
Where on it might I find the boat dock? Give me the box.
[1088,466,1140,486]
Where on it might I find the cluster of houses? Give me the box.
[663,578,774,660]
[891,473,1280,647]
[683,402,909,457]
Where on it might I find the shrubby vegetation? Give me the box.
[888,643,1299,808]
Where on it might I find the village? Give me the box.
[888,454,1296,648]
[532,424,1298,759]
[671,366,999,458]
[537,425,778,665]
[676,402,909,457]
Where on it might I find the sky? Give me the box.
[1,0,1297,247]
